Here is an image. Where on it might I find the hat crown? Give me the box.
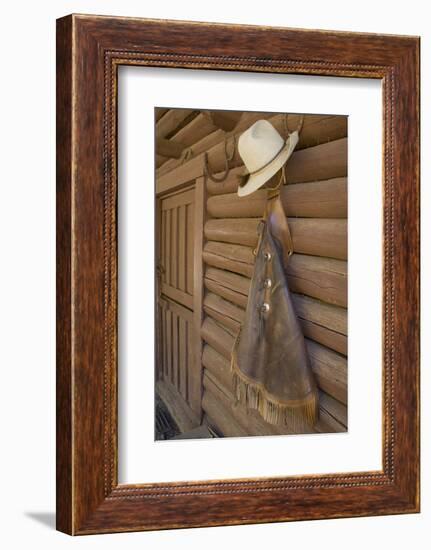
[238,120,285,174]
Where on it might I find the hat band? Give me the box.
[245,139,288,177]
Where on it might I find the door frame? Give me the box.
[155,172,207,423]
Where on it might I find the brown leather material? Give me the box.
[231,191,319,428]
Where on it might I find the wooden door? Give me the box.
[156,181,205,431]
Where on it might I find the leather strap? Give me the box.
[264,190,294,262]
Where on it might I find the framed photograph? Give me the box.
[56,14,420,534]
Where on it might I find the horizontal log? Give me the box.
[203,241,254,277]
[293,114,347,150]
[319,392,348,428]
[205,266,250,296]
[293,294,347,355]
[206,110,244,132]
[155,107,169,121]
[286,137,347,183]
[203,349,346,434]
[292,294,347,335]
[205,218,257,247]
[205,137,347,196]
[299,320,347,356]
[204,267,346,333]
[204,248,347,307]
[158,112,346,192]
[203,370,296,435]
[156,108,194,138]
[207,178,347,219]
[201,316,235,360]
[202,344,235,392]
[287,254,347,307]
[202,390,248,437]
[204,218,347,260]
[158,111,267,177]
[201,317,347,404]
[156,154,167,168]
[160,113,346,179]
[202,277,347,354]
[205,240,255,265]
[156,137,186,159]
[170,112,217,148]
[204,277,249,308]
[203,344,347,431]
[203,292,244,334]
[306,340,347,405]
[203,306,238,337]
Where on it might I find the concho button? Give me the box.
[260,303,270,313]
[263,278,272,288]
[263,252,272,261]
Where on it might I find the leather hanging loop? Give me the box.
[204,134,236,183]
[284,113,305,138]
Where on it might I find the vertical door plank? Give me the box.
[165,209,171,285]
[162,305,167,379]
[161,210,166,283]
[186,203,194,295]
[179,317,187,399]
[171,207,178,289]
[155,199,162,381]
[166,309,172,382]
[187,319,194,406]
[172,311,179,389]
[178,204,186,292]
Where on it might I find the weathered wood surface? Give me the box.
[156,154,167,168]
[294,294,347,355]
[190,177,206,417]
[203,241,255,277]
[205,266,250,296]
[201,316,347,405]
[156,108,195,139]
[157,135,348,194]
[203,292,244,334]
[287,138,347,183]
[306,340,347,405]
[207,178,347,218]
[156,137,185,159]
[204,267,346,333]
[204,218,347,260]
[287,254,347,308]
[157,111,268,177]
[158,113,347,179]
[202,390,249,437]
[204,250,347,307]
[206,110,244,131]
[170,112,217,148]
[202,279,347,355]
[155,107,169,121]
[156,379,200,433]
[202,355,346,434]
[202,344,347,429]
[205,137,347,193]
[204,276,249,308]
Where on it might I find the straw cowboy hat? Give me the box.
[237,119,299,197]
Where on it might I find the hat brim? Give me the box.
[237,131,299,197]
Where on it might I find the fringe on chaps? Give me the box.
[231,350,319,431]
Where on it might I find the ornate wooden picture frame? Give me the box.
[56,14,420,534]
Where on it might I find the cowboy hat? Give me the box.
[237,119,299,197]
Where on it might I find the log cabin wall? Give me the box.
[156,108,348,437]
